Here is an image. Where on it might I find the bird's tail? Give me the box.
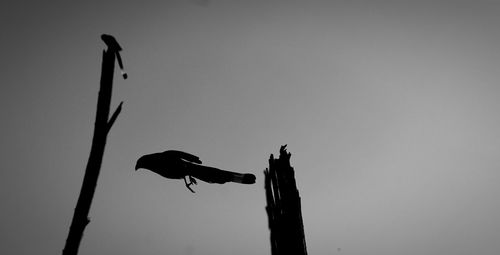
[231,173,256,184]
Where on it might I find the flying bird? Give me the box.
[101,34,128,79]
[135,150,256,192]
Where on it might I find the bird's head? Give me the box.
[135,156,146,171]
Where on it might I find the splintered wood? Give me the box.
[264,145,308,255]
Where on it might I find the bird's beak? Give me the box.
[135,163,140,171]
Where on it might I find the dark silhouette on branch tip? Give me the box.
[101,34,128,79]
[135,150,256,193]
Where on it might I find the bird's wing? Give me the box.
[162,150,202,164]
[142,152,171,168]
[187,163,255,184]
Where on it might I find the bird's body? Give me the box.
[101,34,123,52]
[101,34,128,79]
[136,150,256,192]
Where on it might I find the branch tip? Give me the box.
[107,101,123,131]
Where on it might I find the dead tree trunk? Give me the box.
[264,145,308,255]
[63,48,123,255]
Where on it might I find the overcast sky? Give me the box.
[2,1,500,255]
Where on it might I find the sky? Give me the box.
[1,1,500,255]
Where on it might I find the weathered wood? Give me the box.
[63,48,121,255]
[264,145,308,255]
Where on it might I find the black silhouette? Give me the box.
[264,145,308,255]
[101,34,128,79]
[136,150,256,192]
[63,35,125,255]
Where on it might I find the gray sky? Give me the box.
[2,1,500,255]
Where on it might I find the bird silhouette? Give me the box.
[135,150,256,192]
[101,34,128,79]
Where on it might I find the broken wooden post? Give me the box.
[264,145,308,255]
[63,36,124,255]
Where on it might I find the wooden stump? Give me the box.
[264,145,308,255]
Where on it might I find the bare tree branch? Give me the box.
[107,101,123,132]
[63,45,121,255]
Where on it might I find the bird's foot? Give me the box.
[189,176,197,185]
[184,175,197,193]
[186,184,195,193]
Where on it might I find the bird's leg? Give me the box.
[184,175,197,193]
